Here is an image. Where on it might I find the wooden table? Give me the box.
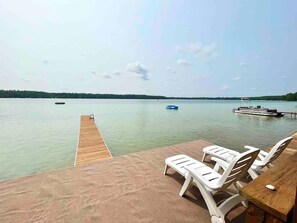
[240,134,297,223]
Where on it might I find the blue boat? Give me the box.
[166,105,178,110]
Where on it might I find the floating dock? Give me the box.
[281,111,297,118]
[75,115,112,165]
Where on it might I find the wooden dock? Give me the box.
[0,139,247,223]
[75,115,112,166]
[281,111,297,118]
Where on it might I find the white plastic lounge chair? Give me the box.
[201,136,293,179]
[164,148,259,223]
[164,154,206,176]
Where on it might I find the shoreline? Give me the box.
[1,89,297,101]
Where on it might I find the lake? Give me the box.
[0,99,296,180]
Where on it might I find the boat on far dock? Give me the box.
[166,105,178,110]
[55,102,65,105]
[232,98,283,117]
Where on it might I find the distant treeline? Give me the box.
[0,90,296,101]
[251,92,297,101]
[0,90,166,99]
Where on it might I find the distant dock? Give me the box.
[281,111,297,118]
[75,115,112,166]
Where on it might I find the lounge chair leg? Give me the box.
[202,153,206,162]
[248,169,258,180]
[218,194,244,217]
[211,216,225,223]
[179,174,193,197]
[164,164,170,175]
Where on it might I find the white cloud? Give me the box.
[113,70,121,75]
[103,74,111,79]
[177,59,190,66]
[176,42,218,61]
[20,78,31,82]
[250,87,257,91]
[211,52,219,58]
[221,84,229,91]
[239,61,247,66]
[175,45,186,53]
[232,76,242,81]
[126,61,149,80]
[279,75,287,79]
[165,66,176,73]
[196,43,217,60]
[188,43,202,54]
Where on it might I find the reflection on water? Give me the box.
[0,99,296,180]
[234,113,281,126]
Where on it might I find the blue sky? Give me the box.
[0,0,296,97]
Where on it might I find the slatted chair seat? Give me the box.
[164,154,206,177]
[202,145,239,163]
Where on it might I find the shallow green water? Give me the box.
[0,99,296,180]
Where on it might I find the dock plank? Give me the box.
[75,115,112,165]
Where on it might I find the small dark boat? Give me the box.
[166,105,178,110]
[55,102,65,105]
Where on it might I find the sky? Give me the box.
[0,0,296,97]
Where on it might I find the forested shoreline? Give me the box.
[0,90,296,101]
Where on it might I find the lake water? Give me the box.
[0,99,296,180]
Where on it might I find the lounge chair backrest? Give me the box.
[263,136,293,165]
[218,148,259,189]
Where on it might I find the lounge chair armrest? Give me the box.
[184,166,220,190]
[211,157,229,171]
[259,150,269,157]
[252,159,265,167]
[245,146,266,160]
[257,150,268,161]
[244,145,259,151]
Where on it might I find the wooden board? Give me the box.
[240,132,297,222]
[75,115,112,165]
